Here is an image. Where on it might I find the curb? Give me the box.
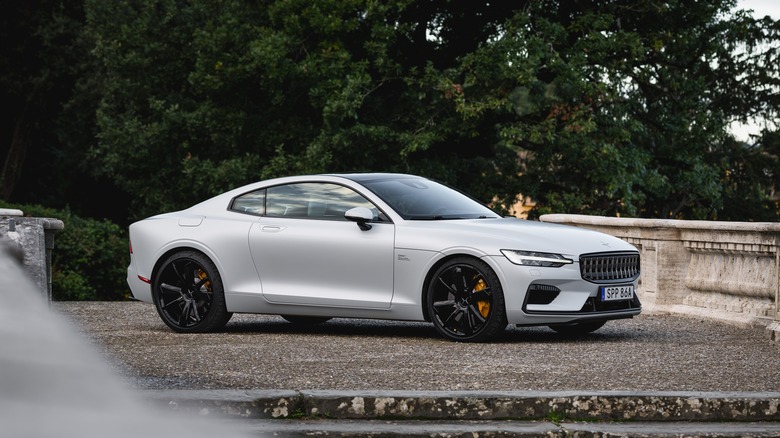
[142,390,780,422]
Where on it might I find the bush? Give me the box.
[0,202,129,301]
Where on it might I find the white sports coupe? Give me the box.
[127,173,641,342]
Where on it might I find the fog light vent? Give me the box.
[526,284,561,305]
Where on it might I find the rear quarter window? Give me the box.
[230,190,265,216]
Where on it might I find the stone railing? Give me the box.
[540,214,780,341]
[0,209,64,300]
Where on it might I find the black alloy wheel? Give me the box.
[427,257,507,342]
[152,250,232,333]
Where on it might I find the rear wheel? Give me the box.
[427,257,507,342]
[548,320,607,335]
[152,250,232,333]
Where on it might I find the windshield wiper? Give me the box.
[408,215,480,220]
[408,215,447,220]
[407,213,499,220]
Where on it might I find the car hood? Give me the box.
[395,217,635,258]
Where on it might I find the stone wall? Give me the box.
[540,214,780,341]
[0,209,64,300]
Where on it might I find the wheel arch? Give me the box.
[420,252,500,322]
[150,245,215,287]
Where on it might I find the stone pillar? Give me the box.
[0,209,64,300]
[624,229,691,310]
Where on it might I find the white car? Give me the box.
[127,173,641,342]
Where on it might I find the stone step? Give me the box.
[211,418,780,437]
[144,389,780,422]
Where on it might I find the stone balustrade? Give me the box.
[540,214,780,341]
[0,209,64,300]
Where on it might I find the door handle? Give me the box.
[261,225,285,233]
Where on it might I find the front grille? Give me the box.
[580,252,640,283]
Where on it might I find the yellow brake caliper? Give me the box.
[474,277,490,318]
[196,269,211,291]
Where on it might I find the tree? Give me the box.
[0,1,81,202]
[80,1,521,218]
[719,130,780,221]
[0,1,130,223]
[76,0,780,221]
[465,0,780,219]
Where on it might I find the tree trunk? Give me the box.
[1,104,30,201]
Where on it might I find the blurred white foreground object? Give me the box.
[0,238,252,438]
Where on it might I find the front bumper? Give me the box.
[486,255,641,326]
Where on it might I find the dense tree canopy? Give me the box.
[2,0,779,224]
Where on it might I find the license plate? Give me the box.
[600,285,635,302]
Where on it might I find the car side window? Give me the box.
[230,189,265,216]
[266,182,382,221]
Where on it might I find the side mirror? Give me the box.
[345,207,374,231]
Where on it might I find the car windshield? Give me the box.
[359,176,500,220]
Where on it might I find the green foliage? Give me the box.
[719,131,780,221]
[78,0,779,221]
[1,202,129,301]
[0,1,105,217]
[3,0,779,226]
[81,0,532,218]
[484,0,780,219]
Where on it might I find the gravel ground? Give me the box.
[55,301,780,393]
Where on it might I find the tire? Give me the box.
[548,320,607,335]
[281,315,331,325]
[427,257,507,342]
[152,250,232,333]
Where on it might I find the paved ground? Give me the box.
[56,301,780,393]
[50,301,780,436]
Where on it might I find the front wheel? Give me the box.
[152,250,232,333]
[427,257,507,342]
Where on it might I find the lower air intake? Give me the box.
[525,284,561,305]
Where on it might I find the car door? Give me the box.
[248,182,395,309]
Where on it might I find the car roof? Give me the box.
[328,173,423,183]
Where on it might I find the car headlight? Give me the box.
[501,250,573,268]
